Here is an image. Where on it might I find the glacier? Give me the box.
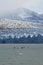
[0,8,43,43]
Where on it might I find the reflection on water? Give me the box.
[0,44,43,65]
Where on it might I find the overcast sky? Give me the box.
[0,0,43,14]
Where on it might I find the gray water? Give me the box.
[0,44,43,65]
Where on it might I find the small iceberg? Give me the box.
[19,53,23,55]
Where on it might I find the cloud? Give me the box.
[0,0,43,14]
[22,0,43,13]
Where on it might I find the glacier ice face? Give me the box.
[0,19,43,39]
[0,19,43,29]
[0,8,43,39]
[0,28,43,39]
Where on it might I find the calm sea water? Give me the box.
[0,44,43,65]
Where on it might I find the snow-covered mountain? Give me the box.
[0,8,43,23]
[0,19,43,39]
[0,8,43,40]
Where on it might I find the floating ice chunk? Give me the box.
[19,53,23,55]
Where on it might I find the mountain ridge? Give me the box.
[0,8,43,23]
